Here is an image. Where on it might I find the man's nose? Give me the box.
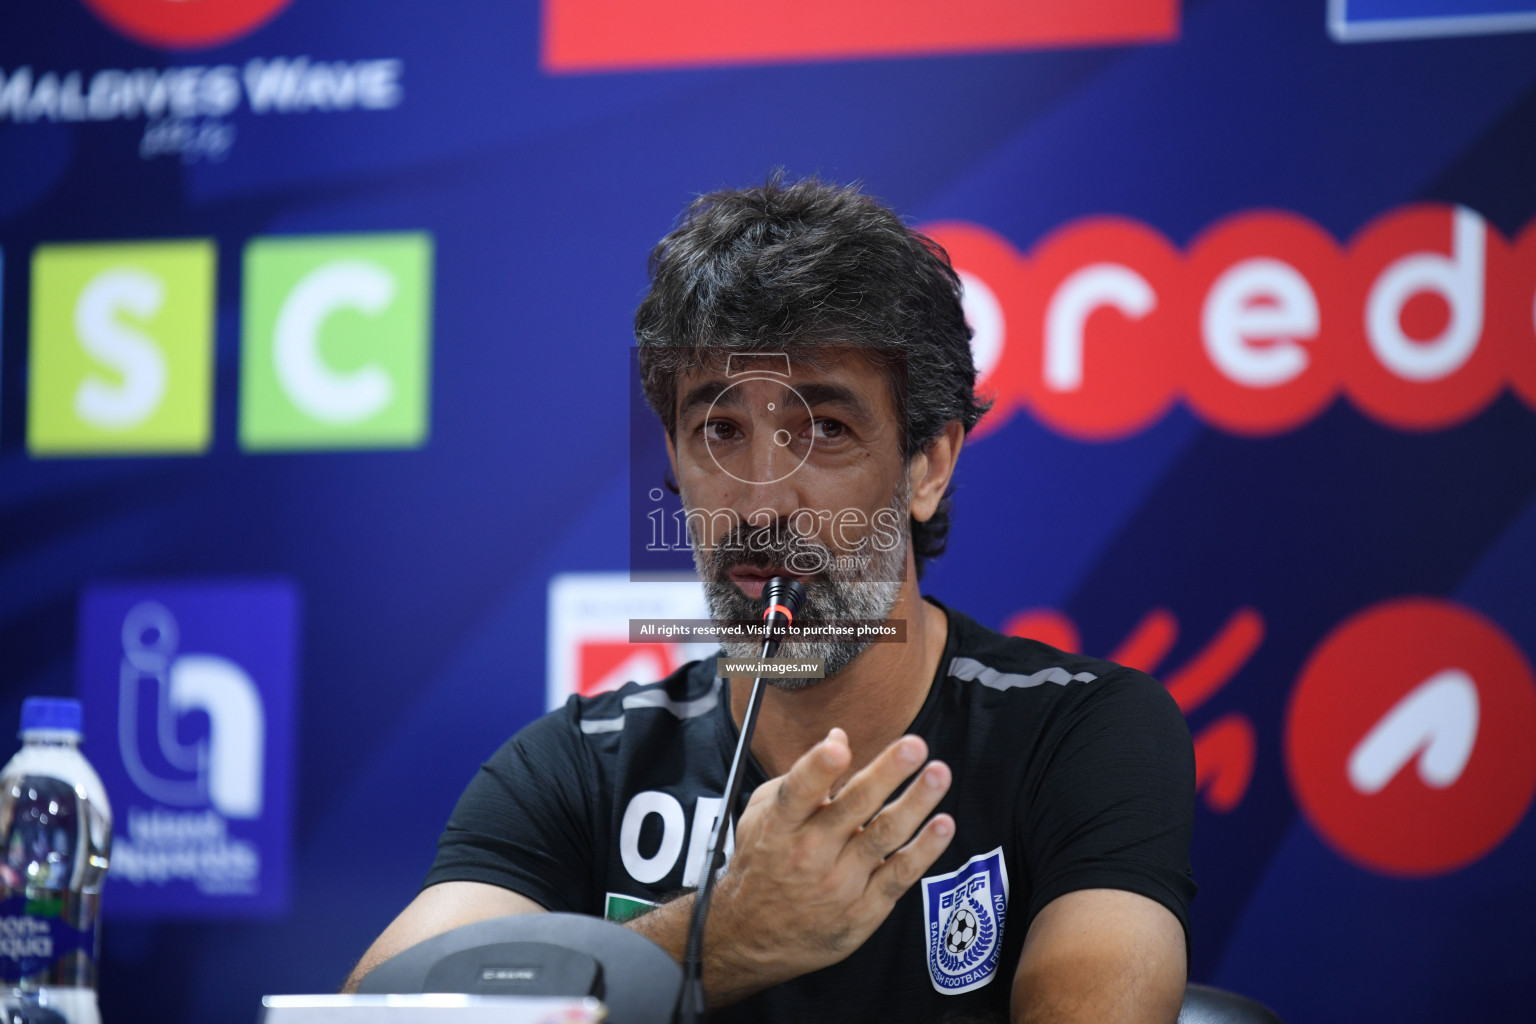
[735,430,801,527]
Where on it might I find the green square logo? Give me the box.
[28,240,216,457]
[240,233,433,451]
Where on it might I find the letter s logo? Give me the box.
[73,268,167,430]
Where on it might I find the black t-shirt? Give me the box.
[426,601,1196,1023]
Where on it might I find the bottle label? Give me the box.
[0,895,93,983]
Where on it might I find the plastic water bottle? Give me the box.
[0,699,111,1024]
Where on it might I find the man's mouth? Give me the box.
[726,567,804,601]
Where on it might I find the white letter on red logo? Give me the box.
[1044,264,1156,392]
[1365,206,1485,382]
[1202,258,1318,388]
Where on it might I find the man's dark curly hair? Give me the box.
[634,174,990,577]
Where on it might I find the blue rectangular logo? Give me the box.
[76,580,299,918]
[1330,0,1536,41]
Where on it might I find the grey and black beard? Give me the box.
[692,489,909,690]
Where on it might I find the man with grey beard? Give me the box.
[696,483,911,684]
[348,178,1196,1024]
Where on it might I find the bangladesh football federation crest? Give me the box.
[921,847,1009,994]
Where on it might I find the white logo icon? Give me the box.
[118,601,265,818]
[1348,667,1479,794]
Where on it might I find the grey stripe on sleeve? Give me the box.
[579,677,723,734]
[948,656,1097,691]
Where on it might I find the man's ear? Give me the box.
[909,420,965,523]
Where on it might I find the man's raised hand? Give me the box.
[702,727,955,1001]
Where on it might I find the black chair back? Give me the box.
[1179,983,1283,1024]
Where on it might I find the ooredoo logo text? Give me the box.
[931,204,1536,440]
[81,0,294,49]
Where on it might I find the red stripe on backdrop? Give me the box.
[543,0,1180,73]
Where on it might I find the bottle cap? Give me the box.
[20,697,83,736]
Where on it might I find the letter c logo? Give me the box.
[274,261,396,424]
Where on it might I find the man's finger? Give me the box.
[772,728,851,823]
[818,735,929,832]
[867,813,956,905]
[848,760,951,863]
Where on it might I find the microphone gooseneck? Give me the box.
[677,577,807,1024]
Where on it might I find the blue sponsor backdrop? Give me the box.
[1,2,1534,1023]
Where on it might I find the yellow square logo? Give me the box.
[28,240,216,457]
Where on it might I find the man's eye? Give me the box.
[811,418,847,440]
[703,420,740,441]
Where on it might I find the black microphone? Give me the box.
[677,577,807,1024]
[758,576,806,657]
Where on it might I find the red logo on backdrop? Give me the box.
[81,0,294,49]
[578,641,681,698]
[927,204,1536,441]
[543,0,1178,73]
[1285,598,1536,877]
